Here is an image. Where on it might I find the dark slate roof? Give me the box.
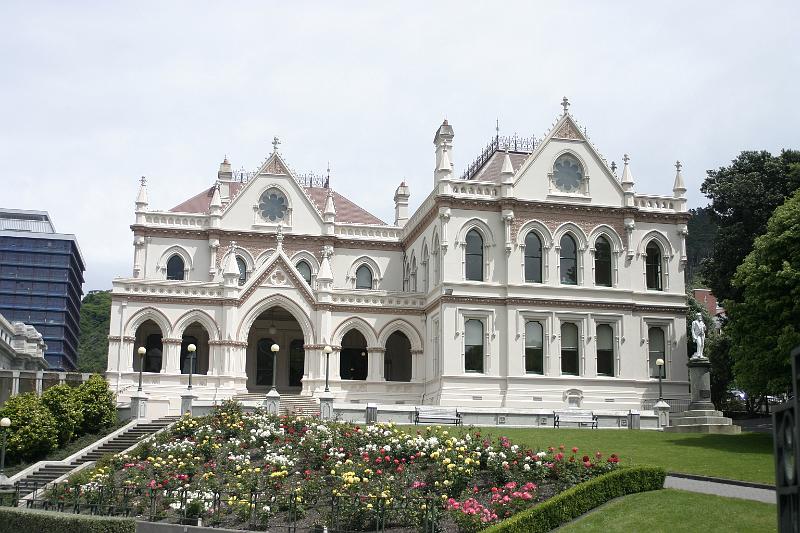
[468,151,529,183]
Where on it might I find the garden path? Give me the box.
[664,474,775,503]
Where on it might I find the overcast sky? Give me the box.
[2,1,798,292]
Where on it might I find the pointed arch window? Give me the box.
[296,260,312,285]
[421,246,429,292]
[236,256,247,286]
[166,255,185,280]
[646,241,663,290]
[524,231,543,283]
[525,320,544,374]
[355,264,373,289]
[561,322,579,375]
[465,229,484,281]
[594,236,612,287]
[559,234,578,285]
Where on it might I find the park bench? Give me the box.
[414,407,463,426]
[553,410,598,429]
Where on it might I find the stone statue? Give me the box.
[691,313,707,359]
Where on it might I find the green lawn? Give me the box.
[461,427,774,484]
[558,489,776,532]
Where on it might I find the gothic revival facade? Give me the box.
[106,102,691,416]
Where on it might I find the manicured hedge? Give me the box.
[0,506,135,533]
[483,465,666,533]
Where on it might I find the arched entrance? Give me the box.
[133,319,163,373]
[385,331,412,382]
[340,329,368,380]
[245,306,305,392]
[180,322,210,375]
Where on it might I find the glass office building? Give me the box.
[0,209,85,370]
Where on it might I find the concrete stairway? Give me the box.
[232,393,320,417]
[664,409,742,434]
[13,416,179,497]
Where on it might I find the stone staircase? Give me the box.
[664,409,742,434]
[12,416,179,497]
[232,393,320,417]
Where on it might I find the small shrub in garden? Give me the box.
[0,392,58,463]
[74,374,117,435]
[41,384,83,446]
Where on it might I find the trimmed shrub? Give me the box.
[73,374,117,435]
[482,465,666,533]
[0,506,135,533]
[41,384,83,446]
[0,393,58,463]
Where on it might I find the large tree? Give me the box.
[685,206,717,286]
[726,188,800,397]
[77,290,111,373]
[700,150,800,303]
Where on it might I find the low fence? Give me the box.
[0,370,92,405]
[640,398,691,413]
[2,481,443,533]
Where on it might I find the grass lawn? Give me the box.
[558,489,777,532]
[459,427,774,484]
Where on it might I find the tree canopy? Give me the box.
[726,188,800,396]
[685,206,717,286]
[78,290,111,373]
[700,150,800,303]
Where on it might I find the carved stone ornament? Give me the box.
[553,121,584,141]
[267,268,289,287]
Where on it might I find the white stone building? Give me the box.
[0,312,48,371]
[106,102,691,417]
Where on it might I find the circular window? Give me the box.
[258,188,288,222]
[553,154,584,193]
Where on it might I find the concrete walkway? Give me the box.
[664,474,776,504]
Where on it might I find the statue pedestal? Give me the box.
[687,357,715,411]
[181,394,198,416]
[263,389,281,415]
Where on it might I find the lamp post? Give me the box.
[0,417,10,484]
[323,345,332,392]
[137,346,146,392]
[656,358,665,401]
[187,344,196,390]
[270,343,279,391]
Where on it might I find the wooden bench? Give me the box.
[553,410,598,429]
[414,407,463,426]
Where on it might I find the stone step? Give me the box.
[664,424,742,434]
[677,410,723,417]
[670,416,733,426]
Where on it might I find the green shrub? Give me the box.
[482,465,666,533]
[0,393,59,463]
[41,384,83,446]
[0,506,135,533]
[73,374,117,435]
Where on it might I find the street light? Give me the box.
[656,358,665,401]
[323,345,333,392]
[0,417,11,484]
[270,343,280,391]
[187,344,196,390]
[137,346,147,392]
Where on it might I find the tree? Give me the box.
[700,150,800,303]
[78,290,111,373]
[726,188,800,397]
[685,206,717,286]
[41,384,83,446]
[73,374,117,434]
[0,393,58,463]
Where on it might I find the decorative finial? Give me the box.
[228,240,237,253]
[495,118,500,140]
[272,136,281,153]
[675,160,682,172]
[561,96,570,114]
[623,153,630,164]
[276,223,284,246]
[610,161,617,173]
[140,176,147,186]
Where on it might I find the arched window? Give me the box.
[648,327,665,378]
[464,319,484,373]
[341,329,368,380]
[433,236,440,285]
[646,242,663,290]
[465,229,484,281]
[524,232,543,283]
[594,236,612,287]
[385,331,412,382]
[411,257,417,292]
[561,322,579,375]
[525,321,544,374]
[596,324,614,376]
[236,256,247,286]
[296,260,312,285]
[355,264,373,289]
[166,255,185,280]
[559,234,578,285]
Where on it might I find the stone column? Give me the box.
[130,393,149,420]
[120,337,135,372]
[411,349,424,382]
[162,338,182,374]
[367,347,385,382]
[687,357,714,411]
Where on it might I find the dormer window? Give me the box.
[553,154,583,193]
[258,188,288,222]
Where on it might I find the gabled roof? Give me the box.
[468,151,529,183]
[169,183,386,225]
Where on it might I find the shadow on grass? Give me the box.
[664,432,773,454]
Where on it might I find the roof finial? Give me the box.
[495,118,500,141]
[623,153,630,165]
[276,223,284,248]
[675,160,682,172]
[272,136,281,153]
[561,96,570,115]
[140,176,147,187]
[610,161,617,174]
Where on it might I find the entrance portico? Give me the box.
[245,305,306,393]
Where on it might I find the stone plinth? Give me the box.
[318,391,334,420]
[263,389,281,415]
[665,357,741,433]
[687,357,715,411]
[181,393,198,416]
[130,392,148,420]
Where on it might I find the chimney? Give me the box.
[218,156,233,180]
[394,182,411,227]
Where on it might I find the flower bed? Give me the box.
[45,401,625,531]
